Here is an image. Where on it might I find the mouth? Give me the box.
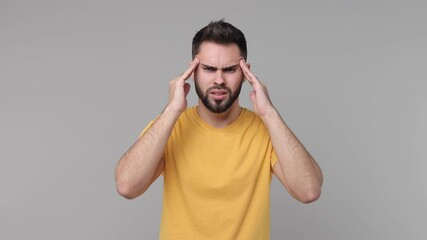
[210,89,228,100]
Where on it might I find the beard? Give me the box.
[195,80,243,114]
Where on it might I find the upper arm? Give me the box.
[272,162,298,199]
[148,157,164,186]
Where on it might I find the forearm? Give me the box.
[115,106,180,199]
[262,107,323,202]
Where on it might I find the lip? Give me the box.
[210,89,228,94]
[210,90,228,100]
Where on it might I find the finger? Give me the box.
[180,57,199,81]
[239,60,256,85]
[240,60,261,86]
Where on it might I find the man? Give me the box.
[115,20,323,239]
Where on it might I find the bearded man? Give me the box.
[115,20,323,240]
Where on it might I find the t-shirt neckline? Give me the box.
[190,106,247,132]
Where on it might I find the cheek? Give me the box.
[226,72,244,84]
[195,71,215,82]
[194,72,210,88]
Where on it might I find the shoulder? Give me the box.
[237,108,270,135]
[241,108,264,125]
[178,107,196,122]
[173,107,197,131]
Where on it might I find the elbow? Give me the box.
[115,164,146,200]
[299,171,323,204]
[300,193,321,204]
[290,181,322,204]
[298,188,321,204]
[116,182,137,200]
[116,181,145,200]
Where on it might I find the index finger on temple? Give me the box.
[239,59,256,84]
[181,57,199,81]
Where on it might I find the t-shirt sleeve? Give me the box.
[138,113,164,138]
[138,118,158,138]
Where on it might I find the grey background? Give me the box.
[1,0,426,239]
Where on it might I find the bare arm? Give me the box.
[115,58,199,199]
[240,59,323,204]
[115,108,179,199]
[264,109,323,203]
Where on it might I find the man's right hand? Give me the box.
[166,58,199,113]
[115,60,200,199]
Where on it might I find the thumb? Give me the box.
[184,83,191,97]
[249,91,256,104]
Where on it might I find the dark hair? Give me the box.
[192,20,247,60]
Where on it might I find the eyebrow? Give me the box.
[201,63,239,71]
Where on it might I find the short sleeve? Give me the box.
[138,116,160,138]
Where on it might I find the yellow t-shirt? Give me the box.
[141,106,278,240]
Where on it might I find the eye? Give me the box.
[203,67,215,72]
[224,68,237,73]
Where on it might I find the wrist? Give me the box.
[260,105,280,123]
[163,105,184,120]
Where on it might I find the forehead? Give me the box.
[197,42,242,67]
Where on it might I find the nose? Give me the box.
[214,71,225,85]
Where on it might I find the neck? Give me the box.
[196,99,242,128]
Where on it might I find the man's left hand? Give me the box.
[240,59,275,117]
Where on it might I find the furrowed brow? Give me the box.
[201,64,218,70]
[221,65,239,71]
